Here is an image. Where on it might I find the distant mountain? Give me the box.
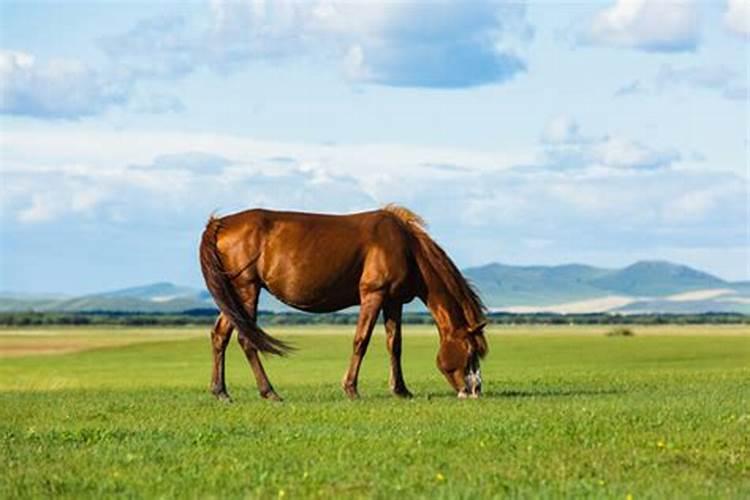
[588,261,726,296]
[0,283,212,313]
[0,297,69,312]
[463,263,610,306]
[49,296,210,313]
[463,260,748,314]
[94,282,200,302]
[1,260,747,314]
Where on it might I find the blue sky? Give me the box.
[0,0,748,294]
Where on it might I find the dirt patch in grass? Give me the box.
[0,334,201,358]
[0,340,142,358]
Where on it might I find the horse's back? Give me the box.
[220,208,406,245]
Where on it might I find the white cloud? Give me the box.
[477,165,743,235]
[0,50,129,119]
[589,0,699,52]
[658,64,735,90]
[17,194,56,223]
[540,119,680,171]
[661,184,732,222]
[101,16,200,79]
[725,0,750,37]
[0,129,530,225]
[9,173,114,223]
[105,0,530,89]
[616,64,748,101]
[3,1,530,120]
[541,116,584,144]
[614,80,646,97]
[0,128,739,239]
[343,44,369,81]
[591,136,680,170]
[130,93,185,114]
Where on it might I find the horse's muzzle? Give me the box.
[459,356,482,399]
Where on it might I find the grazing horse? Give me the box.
[199,204,487,401]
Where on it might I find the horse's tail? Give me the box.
[199,216,292,356]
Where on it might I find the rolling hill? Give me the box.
[462,263,609,306]
[464,260,749,314]
[588,261,726,296]
[1,260,747,314]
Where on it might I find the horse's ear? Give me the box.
[469,320,487,335]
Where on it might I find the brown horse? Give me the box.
[199,204,487,401]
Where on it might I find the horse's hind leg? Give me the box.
[383,301,412,398]
[210,313,234,401]
[238,335,282,401]
[234,284,282,401]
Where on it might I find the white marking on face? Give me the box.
[473,368,482,391]
[464,367,482,396]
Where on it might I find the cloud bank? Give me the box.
[0,50,129,119]
[1,127,740,252]
[614,64,748,101]
[588,0,699,52]
[2,1,531,118]
[106,0,530,88]
[725,0,750,38]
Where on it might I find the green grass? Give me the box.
[1,325,749,498]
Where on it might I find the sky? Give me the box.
[0,0,748,295]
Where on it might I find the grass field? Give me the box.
[1,324,748,498]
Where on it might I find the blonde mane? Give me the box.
[382,203,427,230]
[383,204,486,330]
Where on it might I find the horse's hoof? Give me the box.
[343,386,360,400]
[213,392,233,403]
[261,390,283,402]
[393,388,414,399]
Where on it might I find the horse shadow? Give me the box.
[418,387,624,400]
[198,384,625,404]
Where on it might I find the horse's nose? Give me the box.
[473,368,483,396]
[463,367,482,398]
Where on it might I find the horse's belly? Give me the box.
[264,280,360,313]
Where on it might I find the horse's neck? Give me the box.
[419,269,465,336]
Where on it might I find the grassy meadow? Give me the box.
[1,324,748,498]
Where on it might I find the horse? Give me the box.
[199,204,488,401]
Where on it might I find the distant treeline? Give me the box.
[0,309,748,326]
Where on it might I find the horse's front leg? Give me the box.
[383,301,412,398]
[342,290,385,399]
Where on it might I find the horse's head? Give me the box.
[436,321,487,398]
